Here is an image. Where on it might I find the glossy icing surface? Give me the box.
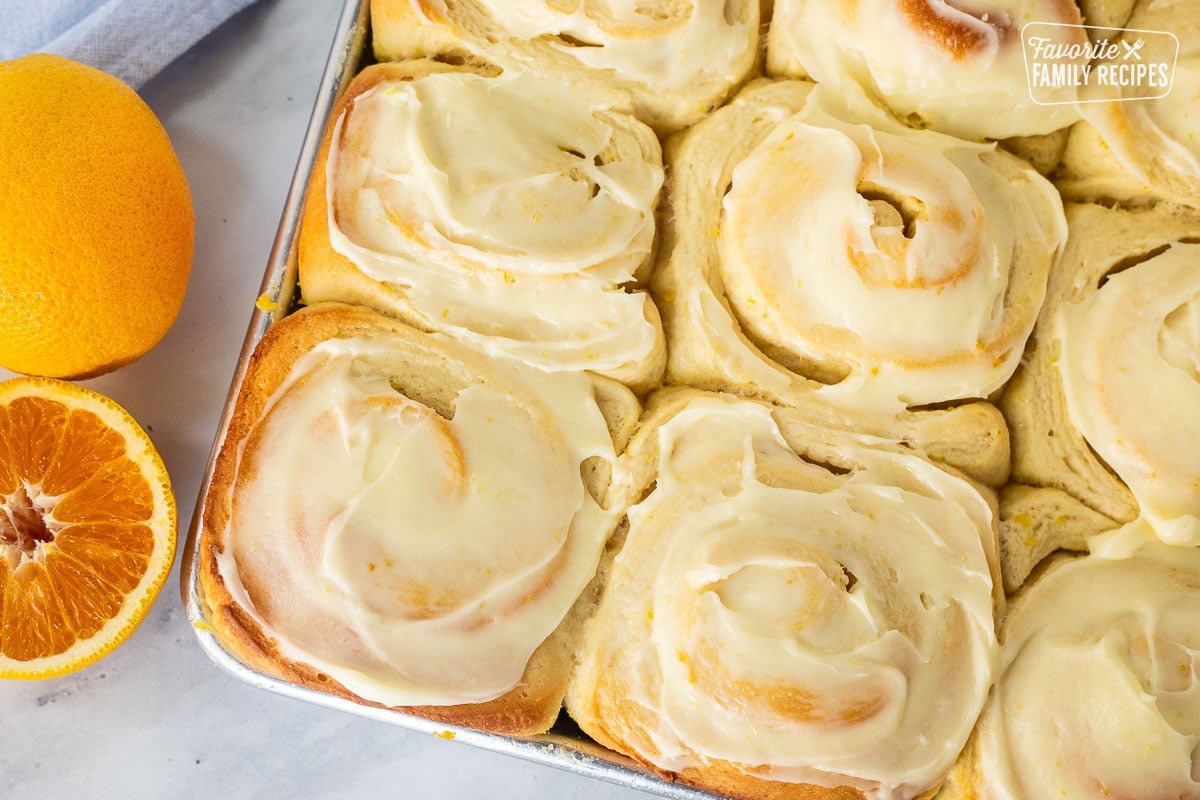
[1057,243,1200,546]
[581,395,998,799]
[977,544,1200,800]
[217,334,619,705]
[326,69,663,373]
[715,87,1065,412]
[768,0,1085,138]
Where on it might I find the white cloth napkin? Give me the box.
[2,0,260,88]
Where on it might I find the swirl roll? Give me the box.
[1058,244,1200,546]
[1001,202,1200,589]
[1057,2,1200,210]
[566,390,1000,800]
[199,303,640,734]
[654,79,1066,485]
[765,0,1086,140]
[946,544,1200,800]
[369,0,760,132]
[298,60,666,391]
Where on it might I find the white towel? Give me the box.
[2,0,260,88]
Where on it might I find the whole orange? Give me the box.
[0,54,194,379]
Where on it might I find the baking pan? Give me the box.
[178,0,722,796]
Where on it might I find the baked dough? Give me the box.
[1078,0,1138,28]
[369,0,760,132]
[200,1,1200,792]
[940,543,1200,800]
[1056,0,1200,210]
[766,0,1086,140]
[297,59,666,392]
[199,302,640,735]
[567,389,1001,800]
[1000,201,1200,589]
[652,78,1067,486]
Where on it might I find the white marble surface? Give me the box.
[0,1,661,797]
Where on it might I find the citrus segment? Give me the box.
[42,405,132,497]
[2,563,74,660]
[0,377,175,678]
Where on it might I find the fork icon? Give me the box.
[1122,39,1145,60]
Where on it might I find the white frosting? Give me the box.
[717,87,1066,413]
[325,69,662,372]
[473,0,755,90]
[1141,52,1200,176]
[977,544,1200,800]
[1081,17,1200,187]
[614,395,997,799]
[216,334,619,705]
[1056,243,1200,546]
[768,0,1085,139]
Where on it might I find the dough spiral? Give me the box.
[567,390,1000,800]
[765,0,1086,140]
[298,60,666,391]
[369,0,760,132]
[200,303,639,733]
[653,79,1066,485]
[1000,202,1200,589]
[946,544,1200,800]
[1057,1,1200,211]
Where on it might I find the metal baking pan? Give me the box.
[178,0,720,796]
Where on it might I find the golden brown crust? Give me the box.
[566,396,880,800]
[898,0,1003,60]
[198,302,633,736]
[297,60,490,345]
[369,0,478,64]
[567,387,1001,800]
[765,0,1083,141]
[297,59,666,394]
[673,766,866,800]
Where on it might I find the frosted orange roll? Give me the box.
[199,303,640,734]
[999,202,1200,590]
[299,61,666,392]
[369,0,760,132]
[567,390,1001,800]
[943,543,1200,800]
[1056,240,1200,546]
[653,79,1065,485]
[765,0,1086,140]
[1057,0,1200,210]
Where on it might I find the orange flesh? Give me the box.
[0,396,155,661]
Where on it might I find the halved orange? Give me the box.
[0,377,176,678]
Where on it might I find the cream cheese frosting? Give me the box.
[215,334,620,706]
[1136,51,1200,177]
[766,0,1086,139]
[976,544,1200,800]
[582,394,998,799]
[471,0,755,91]
[1056,243,1200,546]
[324,68,663,374]
[715,86,1066,413]
[1076,3,1200,197]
